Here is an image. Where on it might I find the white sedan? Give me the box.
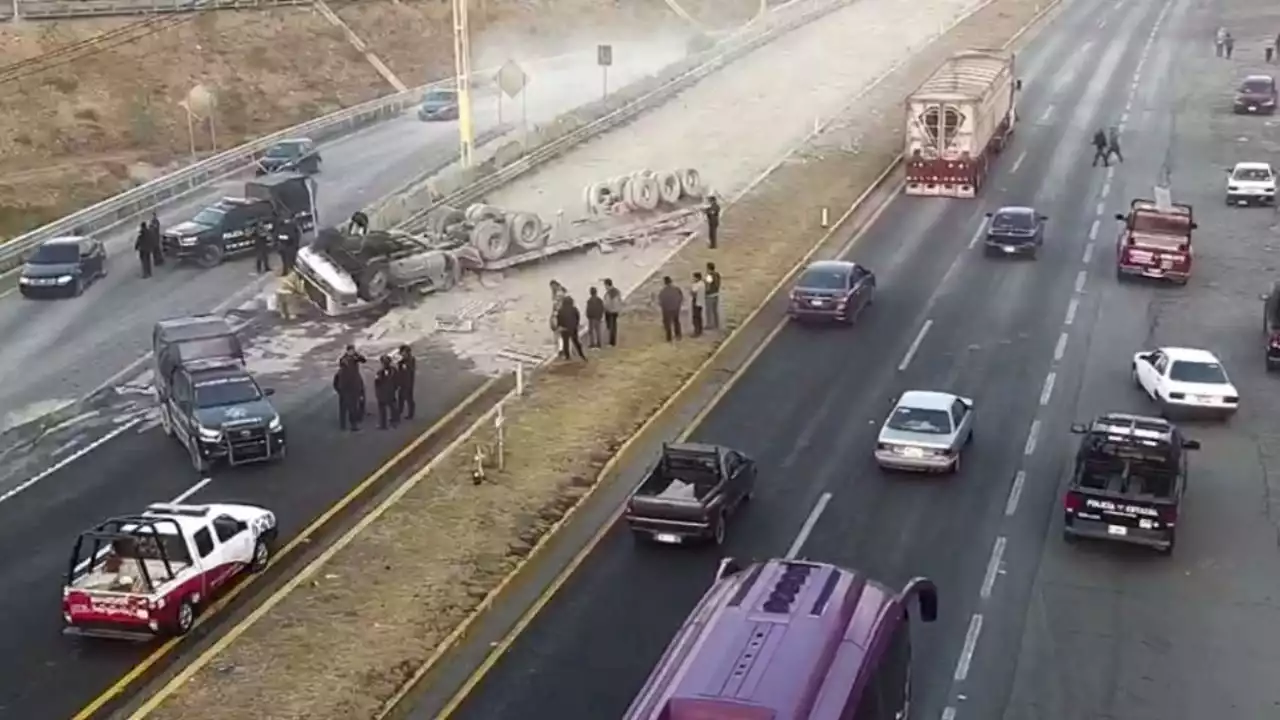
[1226,161,1276,206]
[1132,347,1239,417]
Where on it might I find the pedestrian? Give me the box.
[1107,126,1123,164]
[333,359,364,431]
[278,217,301,276]
[1224,31,1235,59]
[585,286,605,348]
[1215,26,1226,57]
[148,212,164,267]
[374,355,401,429]
[690,271,705,337]
[658,275,684,341]
[549,279,568,339]
[135,222,154,278]
[275,271,303,320]
[556,295,586,360]
[253,219,271,274]
[1274,32,1280,62]
[704,262,721,331]
[602,278,623,346]
[340,344,368,418]
[704,195,721,249]
[1091,128,1110,167]
[396,344,416,420]
[348,210,369,236]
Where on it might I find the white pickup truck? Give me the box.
[63,502,277,640]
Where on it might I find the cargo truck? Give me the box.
[904,49,1020,198]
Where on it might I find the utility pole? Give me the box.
[451,0,475,168]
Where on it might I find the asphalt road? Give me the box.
[0,44,679,433]
[423,0,1215,717]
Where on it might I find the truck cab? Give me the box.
[63,502,277,640]
[624,442,756,546]
[1114,199,1196,284]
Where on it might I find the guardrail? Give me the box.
[0,0,308,21]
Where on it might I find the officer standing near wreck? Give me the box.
[396,344,417,420]
[374,355,401,429]
[333,347,366,431]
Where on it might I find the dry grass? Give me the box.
[145,0,1050,717]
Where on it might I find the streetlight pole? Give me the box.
[451,0,475,168]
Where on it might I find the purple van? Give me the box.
[624,558,938,720]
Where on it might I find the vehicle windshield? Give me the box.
[887,406,952,435]
[1241,79,1273,93]
[1130,211,1190,236]
[1234,167,1272,182]
[797,267,848,290]
[29,242,79,264]
[192,207,227,226]
[193,377,261,408]
[992,211,1035,231]
[424,89,456,104]
[266,143,304,158]
[1168,360,1228,384]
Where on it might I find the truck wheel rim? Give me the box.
[255,542,268,566]
[179,603,193,630]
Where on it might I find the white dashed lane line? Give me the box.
[898,319,934,371]
[1039,371,1056,406]
[1039,104,1055,122]
[1010,149,1028,174]
[968,216,991,249]
[1005,470,1027,516]
[1064,297,1079,325]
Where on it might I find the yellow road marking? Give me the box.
[70,376,502,720]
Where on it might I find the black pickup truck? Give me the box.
[1062,413,1199,555]
[624,442,756,546]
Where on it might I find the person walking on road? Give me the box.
[704,195,721,249]
[1215,26,1227,57]
[602,278,623,347]
[396,344,417,420]
[1091,128,1110,167]
[1107,126,1124,164]
[556,295,586,360]
[585,287,605,348]
[658,276,684,342]
[374,355,401,429]
[703,262,722,331]
[690,271,706,338]
[1224,31,1235,59]
[135,222,154,278]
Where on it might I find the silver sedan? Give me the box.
[874,390,975,473]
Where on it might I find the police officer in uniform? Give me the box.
[374,355,401,429]
[277,217,301,276]
[333,354,364,431]
[253,218,272,274]
[396,344,417,420]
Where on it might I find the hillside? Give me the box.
[0,0,759,238]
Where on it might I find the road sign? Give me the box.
[597,44,613,67]
[496,60,528,99]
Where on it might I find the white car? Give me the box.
[874,390,975,473]
[1226,161,1275,206]
[1132,347,1239,417]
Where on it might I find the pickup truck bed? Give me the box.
[626,442,755,547]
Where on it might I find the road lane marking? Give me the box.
[1087,220,1099,242]
[980,536,1007,600]
[1039,104,1055,122]
[1005,471,1026,516]
[1095,201,1105,216]
[1054,331,1068,361]
[967,216,990,249]
[1074,269,1087,293]
[1100,181,1111,200]
[1039,371,1056,406]
[0,416,142,505]
[1106,165,1115,181]
[942,707,957,720]
[1009,149,1028,174]
[954,613,984,681]
[1064,297,1079,325]
[1082,242,1094,263]
[171,477,213,504]
[898,320,934,371]
[1023,420,1041,456]
[786,492,833,559]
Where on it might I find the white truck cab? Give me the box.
[1226,161,1276,206]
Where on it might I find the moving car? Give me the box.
[875,390,975,473]
[983,205,1046,257]
[624,442,755,546]
[1062,413,1197,555]
[417,88,460,121]
[162,173,316,268]
[1132,346,1239,418]
[18,236,107,299]
[1233,74,1277,115]
[1261,281,1280,370]
[1114,198,1195,284]
[255,137,322,175]
[63,502,277,639]
[1225,161,1275,206]
[786,260,876,324]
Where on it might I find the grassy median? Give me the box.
[146,0,1053,716]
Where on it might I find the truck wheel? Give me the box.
[1159,532,1176,556]
[161,405,174,437]
[712,514,727,545]
[356,262,391,302]
[196,244,224,269]
[171,597,197,636]
[250,538,271,572]
[1062,528,1077,545]
[189,441,209,474]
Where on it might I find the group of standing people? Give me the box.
[332,343,417,431]
[1214,27,1236,59]
[254,215,302,276]
[657,262,722,342]
[550,278,625,360]
[1091,126,1123,168]
[134,212,164,278]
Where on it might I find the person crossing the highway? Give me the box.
[1107,126,1124,164]
[396,344,417,420]
[1091,128,1111,167]
[374,355,401,429]
[135,222,155,278]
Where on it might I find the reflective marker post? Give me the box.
[495,402,506,471]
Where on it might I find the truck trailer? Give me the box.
[904,49,1019,198]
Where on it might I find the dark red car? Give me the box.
[787,260,876,325]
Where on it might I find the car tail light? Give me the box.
[1159,504,1178,526]
[1063,492,1082,513]
[1167,392,1185,400]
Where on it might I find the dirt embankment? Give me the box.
[0,0,756,239]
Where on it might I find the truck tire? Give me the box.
[356,261,391,302]
[195,244,224,269]
[712,513,727,545]
[170,597,197,636]
[160,405,174,437]
[250,538,271,572]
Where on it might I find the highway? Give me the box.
[418,0,1280,717]
[0,43,680,434]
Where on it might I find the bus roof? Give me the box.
[626,560,901,720]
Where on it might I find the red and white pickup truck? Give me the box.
[63,502,277,640]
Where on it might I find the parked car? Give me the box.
[18,236,107,299]
[256,137,322,175]
[1225,161,1275,206]
[786,260,876,324]
[1233,74,1277,115]
[875,390,975,473]
[1260,282,1280,370]
[983,206,1046,257]
[624,442,755,546]
[418,88,460,121]
[1131,346,1239,418]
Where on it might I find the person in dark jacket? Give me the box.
[602,278,623,346]
[704,261,722,331]
[1091,128,1110,167]
[277,218,301,276]
[148,212,164,266]
[253,219,271,274]
[396,344,416,420]
[349,210,369,236]
[333,358,364,431]
[135,222,154,278]
[374,355,401,429]
[340,344,367,417]
[704,195,721,249]
[585,287,606,348]
[556,295,586,360]
[658,275,684,341]
[1107,126,1123,164]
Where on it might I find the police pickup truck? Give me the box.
[162,173,316,268]
[1061,413,1199,555]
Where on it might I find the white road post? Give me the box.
[495,402,506,471]
[515,361,525,396]
[821,207,829,228]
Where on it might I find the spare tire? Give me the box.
[356,260,391,303]
[678,168,705,198]
[466,203,504,222]
[616,175,634,213]
[509,212,544,249]
[585,182,612,213]
[655,171,682,204]
[470,220,510,261]
[627,173,661,211]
